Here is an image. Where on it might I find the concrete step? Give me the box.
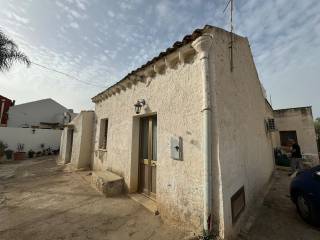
[129,193,158,214]
[91,171,124,197]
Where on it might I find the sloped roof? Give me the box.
[92,24,217,101]
[0,95,12,102]
[10,98,68,110]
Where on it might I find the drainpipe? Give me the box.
[192,34,215,236]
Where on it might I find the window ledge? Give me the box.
[97,148,108,152]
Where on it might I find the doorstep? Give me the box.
[91,171,124,197]
[129,193,158,214]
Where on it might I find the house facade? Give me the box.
[59,25,319,239]
[7,98,76,129]
[274,106,319,164]
[59,111,94,168]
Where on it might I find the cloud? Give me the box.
[107,10,115,18]
[69,22,79,29]
[4,12,29,24]
[0,0,320,117]
[75,0,87,10]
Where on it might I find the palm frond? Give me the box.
[0,30,30,71]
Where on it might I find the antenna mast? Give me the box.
[223,0,234,72]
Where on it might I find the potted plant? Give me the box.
[13,143,26,161]
[0,141,7,161]
[53,148,60,155]
[4,149,13,160]
[47,147,52,155]
[28,149,35,158]
[40,143,45,156]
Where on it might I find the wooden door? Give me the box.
[139,115,157,199]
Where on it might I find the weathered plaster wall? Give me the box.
[274,107,319,162]
[59,111,94,169]
[210,28,275,238]
[77,111,94,169]
[93,54,204,232]
[59,128,68,162]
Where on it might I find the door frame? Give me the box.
[138,114,157,199]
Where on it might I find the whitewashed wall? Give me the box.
[0,127,62,152]
[7,98,75,128]
[212,30,275,239]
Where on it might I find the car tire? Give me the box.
[296,193,319,226]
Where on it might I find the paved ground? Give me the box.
[245,169,320,240]
[0,157,186,240]
[1,157,319,240]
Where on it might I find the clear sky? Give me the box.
[0,0,319,117]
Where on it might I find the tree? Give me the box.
[0,30,30,71]
[315,118,320,152]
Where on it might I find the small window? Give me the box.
[99,118,108,149]
[231,186,246,224]
[267,118,276,131]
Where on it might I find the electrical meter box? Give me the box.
[170,136,182,160]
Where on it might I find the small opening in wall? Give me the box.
[231,186,245,224]
[99,118,108,149]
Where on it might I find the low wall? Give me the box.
[0,127,62,152]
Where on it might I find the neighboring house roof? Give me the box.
[274,106,312,112]
[0,95,12,101]
[274,106,313,117]
[7,98,76,128]
[11,98,66,109]
[92,24,236,102]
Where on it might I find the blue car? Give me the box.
[290,165,320,226]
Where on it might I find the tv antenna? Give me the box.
[223,0,234,72]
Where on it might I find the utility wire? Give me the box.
[31,61,106,88]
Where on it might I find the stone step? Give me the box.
[91,171,124,197]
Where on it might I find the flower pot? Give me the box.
[5,150,13,160]
[14,152,26,161]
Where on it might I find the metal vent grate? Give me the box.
[267,118,276,131]
[231,186,245,224]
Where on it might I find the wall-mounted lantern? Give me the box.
[134,99,146,114]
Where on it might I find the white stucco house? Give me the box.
[274,106,319,165]
[7,98,77,129]
[59,25,319,239]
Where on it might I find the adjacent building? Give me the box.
[274,106,319,165]
[59,25,319,239]
[0,95,14,127]
[7,98,76,129]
